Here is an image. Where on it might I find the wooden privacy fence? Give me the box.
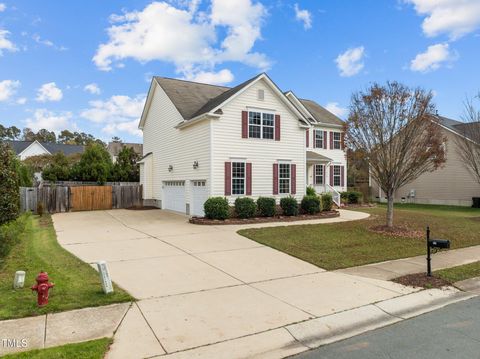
[20,185,142,213]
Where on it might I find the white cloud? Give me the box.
[16,97,27,105]
[0,3,6,12]
[294,3,312,30]
[93,1,269,80]
[84,83,101,95]
[405,0,480,40]
[325,102,348,118]
[24,109,76,132]
[32,34,68,51]
[185,69,234,85]
[335,46,365,77]
[0,29,17,55]
[80,94,145,137]
[36,82,63,102]
[410,43,457,72]
[0,80,21,101]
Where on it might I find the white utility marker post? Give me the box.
[97,261,114,294]
[13,271,26,289]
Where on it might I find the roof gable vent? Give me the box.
[258,89,265,101]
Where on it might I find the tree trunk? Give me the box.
[386,194,394,228]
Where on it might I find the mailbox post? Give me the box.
[426,226,450,276]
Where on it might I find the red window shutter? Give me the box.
[242,111,248,138]
[330,131,334,149]
[273,163,279,195]
[323,131,327,149]
[341,132,345,150]
[341,166,345,187]
[224,162,231,195]
[306,129,310,148]
[246,163,252,196]
[330,165,334,186]
[291,164,296,194]
[274,114,281,141]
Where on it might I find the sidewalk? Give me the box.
[336,245,480,280]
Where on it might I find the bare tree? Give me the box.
[346,82,446,228]
[455,94,480,185]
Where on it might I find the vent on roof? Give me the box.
[258,89,264,101]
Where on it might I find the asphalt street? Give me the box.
[291,296,480,359]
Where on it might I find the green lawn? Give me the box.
[3,338,111,359]
[0,214,132,320]
[435,261,480,283]
[238,204,480,270]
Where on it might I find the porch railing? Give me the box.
[325,184,341,207]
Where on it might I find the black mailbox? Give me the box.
[428,239,450,249]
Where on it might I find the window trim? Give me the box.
[333,132,341,150]
[231,161,246,196]
[278,162,291,195]
[315,130,324,148]
[248,110,275,140]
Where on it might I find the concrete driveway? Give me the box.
[53,209,417,358]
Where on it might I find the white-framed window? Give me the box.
[333,165,341,186]
[248,111,274,139]
[333,132,341,149]
[279,163,291,194]
[232,162,245,195]
[315,130,324,148]
[315,165,324,185]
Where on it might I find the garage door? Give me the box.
[163,181,185,213]
[191,180,209,217]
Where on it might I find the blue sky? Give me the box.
[0,0,479,143]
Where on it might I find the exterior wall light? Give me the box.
[193,161,199,169]
[168,165,173,172]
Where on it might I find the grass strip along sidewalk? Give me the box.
[2,338,112,359]
[239,204,480,270]
[0,214,132,320]
[435,261,480,283]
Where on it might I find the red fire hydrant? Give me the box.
[31,271,54,307]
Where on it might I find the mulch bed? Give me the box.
[190,210,340,225]
[369,225,424,239]
[392,272,452,289]
[125,206,158,210]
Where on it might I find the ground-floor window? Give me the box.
[315,165,324,185]
[279,163,291,194]
[232,162,245,195]
[333,165,341,186]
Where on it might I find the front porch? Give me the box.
[306,151,342,205]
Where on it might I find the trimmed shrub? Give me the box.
[234,197,256,219]
[257,197,276,217]
[301,195,321,215]
[280,197,299,216]
[347,191,363,204]
[204,197,230,220]
[306,186,316,196]
[321,193,333,211]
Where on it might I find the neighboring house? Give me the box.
[371,116,480,206]
[138,73,347,216]
[5,140,85,160]
[107,142,143,163]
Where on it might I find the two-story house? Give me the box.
[138,73,346,216]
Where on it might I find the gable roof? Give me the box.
[436,115,480,143]
[5,140,84,156]
[299,99,344,126]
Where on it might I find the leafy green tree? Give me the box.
[22,128,36,141]
[0,142,20,225]
[42,152,73,182]
[73,144,112,184]
[112,146,140,182]
[35,129,56,143]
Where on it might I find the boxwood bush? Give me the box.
[257,197,276,217]
[234,197,256,219]
[340,190,363,204]
[301,195,321,214]
[280,196,298,216]
[204,197,230,220]
[321,193,333,211]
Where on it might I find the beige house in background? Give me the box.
[372,116,479,207]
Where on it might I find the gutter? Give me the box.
[175,113,222,129]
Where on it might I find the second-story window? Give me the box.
[249,111,274,139]
[333,132,341,149]
[315,130,324,148]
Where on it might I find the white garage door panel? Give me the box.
[163,181,185,213]
[192,180,209,217]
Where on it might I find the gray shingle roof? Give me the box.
[299,99,344,126]
[4,140,84,156]
[107,142,143,157]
